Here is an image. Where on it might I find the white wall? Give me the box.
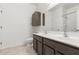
[50,6,63,31]
[0,3,36,48]
[32,3,53,33]
[45,11,52,31]
[77,10,79,30]
[50,4,79,32]
[36,3,49,13]
[64,5,79,31]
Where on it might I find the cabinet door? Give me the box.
[43,45,55,55]
[55,51,64,55]
[33,39,37,52]
[43,38,56,48]
[37,41,42,55]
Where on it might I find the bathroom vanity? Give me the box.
[33,33,79,55]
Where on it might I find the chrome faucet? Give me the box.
[63,23,68,37]
[43,26,47,34]
[44,29,47,34]
[64,30,68,37]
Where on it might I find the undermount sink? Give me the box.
[36,32,79,44]
[37,32,47,35]
[36,31,64,38]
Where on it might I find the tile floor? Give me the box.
[0,45,37,55]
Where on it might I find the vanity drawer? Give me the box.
[43,38,56,48]
[55,42,79,55]
[33,35,42,42]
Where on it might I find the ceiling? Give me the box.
[62,3,79,10]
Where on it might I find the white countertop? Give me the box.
[33,33,79,48]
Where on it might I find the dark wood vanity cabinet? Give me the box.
[43,45,55,55]
[33,34,43,55]
[33,39,37,52]
[33,34,79,55]
[55,51,64,55]
[37,41,42,55]
[55,42,79,55]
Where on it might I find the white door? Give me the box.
[0,4,34,48]
[0,4,35,48]
[0,9,3,47]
